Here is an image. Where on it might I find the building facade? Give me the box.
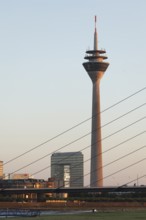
[51,152,84,188]
[0,161,3,179]
[12,173,32,180]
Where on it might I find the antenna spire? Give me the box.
[95,15,97,31]
[94,15,98,50]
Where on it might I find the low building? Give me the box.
[0,178,47,202]
[12,173,33,180]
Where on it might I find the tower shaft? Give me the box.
[91,77,103,187]
[83,17,109,187]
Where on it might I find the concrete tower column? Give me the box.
[83,17,109,187]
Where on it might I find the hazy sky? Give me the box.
[0,0,146,186]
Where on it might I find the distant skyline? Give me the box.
[0,0,145,186]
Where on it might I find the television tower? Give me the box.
[83,17,109,187]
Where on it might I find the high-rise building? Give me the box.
[83,17,109,187]
[51,152,84,187]
[0,161,3,179]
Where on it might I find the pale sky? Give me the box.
[0,0,146,186]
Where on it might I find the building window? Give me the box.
[64,165,70,187]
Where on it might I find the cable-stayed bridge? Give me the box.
[1,185,146,194]
[1,87,146,193]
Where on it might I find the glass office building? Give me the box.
[51,152,84,187]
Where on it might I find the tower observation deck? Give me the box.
[83,17,109,187]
